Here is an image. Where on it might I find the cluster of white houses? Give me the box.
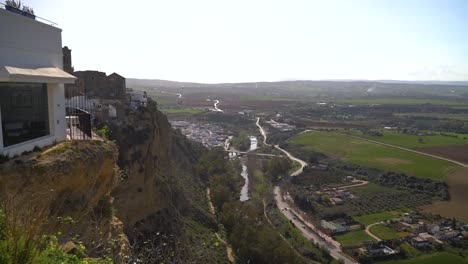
[0,6,148,157]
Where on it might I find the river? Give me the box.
[240,136,258,201]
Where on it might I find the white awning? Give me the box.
[0,66,76,84]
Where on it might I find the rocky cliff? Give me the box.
[0,99,226,263]
[0,140,129,261]
[109,100,225,262]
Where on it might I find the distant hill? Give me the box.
[127,78,468,88]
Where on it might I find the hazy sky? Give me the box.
[29,0,468,83]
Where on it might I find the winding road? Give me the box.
[256,118,358,264]
[213,100,224,112]
[159,90,182,98]
[365,222,383,242]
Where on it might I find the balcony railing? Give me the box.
[1,2,58,27]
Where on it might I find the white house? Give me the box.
[127,89,148,109]
[0,7,76,157]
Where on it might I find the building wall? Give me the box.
[62,46,74,73]
[0,8,63,69]
[0,8,66,156]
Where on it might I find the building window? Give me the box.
[0,83,50,147]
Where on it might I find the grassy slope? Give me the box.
[351,130,468,149]
[334,230,376,247]
[369,224,408,240]
[353,211,400,226]
[349,183,395,196]
[289,131,461,180]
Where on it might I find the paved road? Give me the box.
[274,144,307,176]
[213,100,224,112]
[235,151,283,157]
[274,187,357,264]
[159,90,182,98]
[256,118,358,264]
[256,117,270,146]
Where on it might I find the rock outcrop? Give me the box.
[0,140,129,261]
[0,99,227,263]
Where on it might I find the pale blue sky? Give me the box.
[27,0,468,83]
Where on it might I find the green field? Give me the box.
[396,112,468,121]
[349,183,395,196]
[378,252,468,264]
[334,230,376,247]
[161,108,203,114]
[347,130,468,149]
[288,161,302,175]
[132,87,181,105]
[239,95,297,101]
[369,224,408,240]
[353,211,400,226]
[339,98,463,105]
[289,131,461,180]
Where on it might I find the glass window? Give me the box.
[0,83,50,147]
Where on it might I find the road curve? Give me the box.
[256,117,270,146]
[256,118,358,264]
[274,144,307,176]
[365,222,383,242]
[159,90,182,98]
[213,100,224,112]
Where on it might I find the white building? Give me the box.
[0,7,76,157]
[127,89,148,109]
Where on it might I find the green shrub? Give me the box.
[95,125,111,140]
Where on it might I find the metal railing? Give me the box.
[1,2,58,27]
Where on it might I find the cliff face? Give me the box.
[109,100,225,262]
[0,140,129,260]
[0,100,226,263]
[111,102,174,229]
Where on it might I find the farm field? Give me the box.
[133,87,181,105]
[348,130,468,149]
[369,224,408,240]
[395,112,468,121]
[414,145,468,164]
[161,108,204,114]
[349,183,395,196]
[353,211,400,226]
[338,98,464,105]
[378,252,468,264]
[239,95,297,101]
[422,168,468,222]
[288,131,461,180]
[334,230,376,247]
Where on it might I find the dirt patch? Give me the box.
[422,168,468,222]
[375,157,412,165]
[415,144,468,164]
